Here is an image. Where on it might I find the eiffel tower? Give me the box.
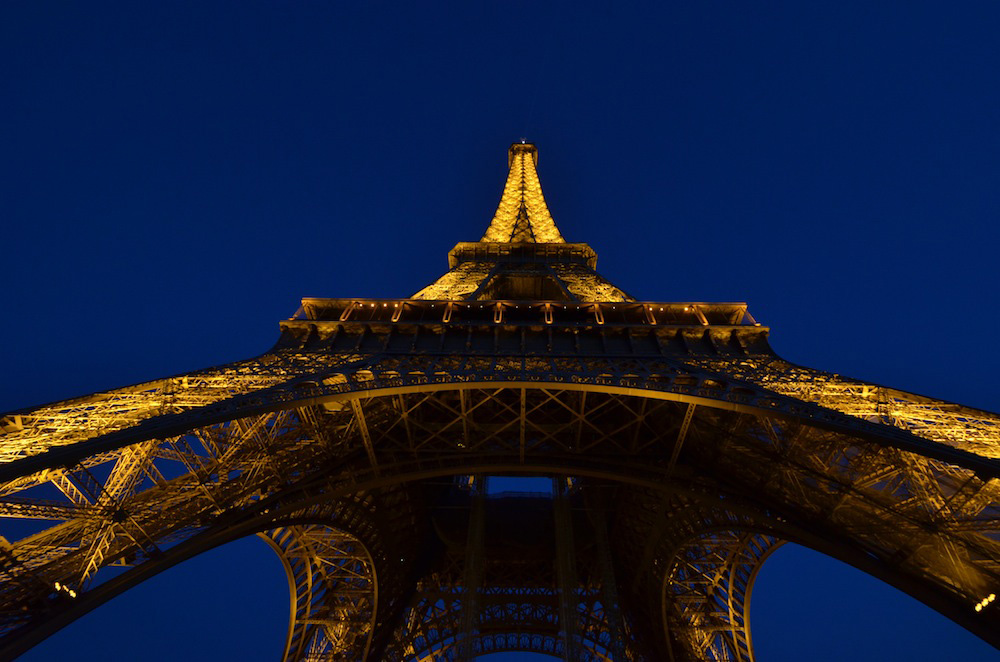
[0,143,998,661]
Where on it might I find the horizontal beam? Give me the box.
[2,372,998,490]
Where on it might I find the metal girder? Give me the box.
[585,488,626,661]
[349,400,379,477]
[554,479,580,661]
[455,477,486,660]
[667,403,696,474]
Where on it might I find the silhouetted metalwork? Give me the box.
[0,143,998,660]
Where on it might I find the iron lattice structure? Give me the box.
[1,143,999,661]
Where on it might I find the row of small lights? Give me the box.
[974,593,995,612]
[53,582,77,598]
[355,302,683,312]
[328,302,731,327]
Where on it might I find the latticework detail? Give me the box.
[481,143,564,244]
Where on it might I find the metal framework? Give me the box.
[0,142,998,660]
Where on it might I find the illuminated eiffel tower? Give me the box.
[0,143,998,661]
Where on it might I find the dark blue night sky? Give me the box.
[2,2,1000,660]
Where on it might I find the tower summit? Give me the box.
[415,142,629,301]
[0,144,998,660]
[481,142,564,243]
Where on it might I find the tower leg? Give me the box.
[554,478,580,661]
[662,530,778,662]
[262,525,378,662]
[586,489,627,661]
[455,476,486,661]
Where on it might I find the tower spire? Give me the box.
[414,143,628,302]
[480,143,565,243]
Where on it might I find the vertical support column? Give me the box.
[587,489,626,660]
[554,477,580,662]
[456,476,487,661]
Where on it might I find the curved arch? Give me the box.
[260,524,378,661]
[751,543,1000,661]
[14,534,288,662]
[653,515,1000,662]
[6,368,995,486]
[658,528,781,661]
[0,384,998,659]
[0,487,416,661]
